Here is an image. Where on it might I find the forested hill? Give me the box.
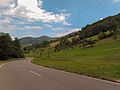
[0,34,24,60]
[53,13,120,51]
[62,13,120,39]
[25,13,120,81]
[20,36,56,46]
[23,13,120,53]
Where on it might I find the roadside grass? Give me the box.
[0,58,23,65]
[26,35,120,81]
[0,60,13,66]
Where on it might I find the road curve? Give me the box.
[0,58,120,90]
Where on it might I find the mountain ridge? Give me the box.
[20,35,56,46]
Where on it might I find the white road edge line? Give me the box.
[69,72,120,85]
[52,67,120,85]
[0,63,6,68]
[30,71,42,77]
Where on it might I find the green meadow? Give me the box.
[26,35,120,81]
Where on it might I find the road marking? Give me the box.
[52,68,120,85]
[70,72,120,85]
[30,71,42,77]
[0,63,6,68]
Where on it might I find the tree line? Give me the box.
[54,13,120,51]
[0,34,24,60]
[23,13,120,53]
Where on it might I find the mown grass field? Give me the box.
[26,35,120,81]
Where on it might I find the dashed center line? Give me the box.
[30,71,42,77]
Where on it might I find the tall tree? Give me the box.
[0,34,13,60]
[13,38,24,58]
[0,34,24,60]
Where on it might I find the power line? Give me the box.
[64,0,111,29]
[66,0,100,24]
[69,0,107,28]
[64,0,100,29]
[74,0,112,28]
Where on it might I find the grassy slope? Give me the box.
[26,35,120,81]
[50,31,110,47]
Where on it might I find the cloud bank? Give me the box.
[1,0,70,25]
[53,28,81,37]
[0,0,71,37]
[113,0,120,2]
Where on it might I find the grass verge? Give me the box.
[27,36,120,82]
[0,58,24,65]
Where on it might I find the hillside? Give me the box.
[23,13,120,51]
[56,13,120,42]
[26,34,120,81]
[20,36,56,46]
[25,12,120,81]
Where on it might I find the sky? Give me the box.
[0,0,120,38]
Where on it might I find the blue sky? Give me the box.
[0,0,120,38]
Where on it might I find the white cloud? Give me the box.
[24,26,42,29]
[53,28,81,37]
[0,16,27,25]
[63,22,72,26]
[52,28,66,31]
[0,0,71,37]
[0,0,15,8]
[0,17,12,24]
[60,9,66,12]
[113,0,120,2]
[67,28,81,34]
[99,18,103,20]
[44,24,53,28]
[0,24,23,33]
[11,36,15,41]
[4,0,71,25]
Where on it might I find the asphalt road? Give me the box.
[0,58,120,90]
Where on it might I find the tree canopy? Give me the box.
[0,34,24,60]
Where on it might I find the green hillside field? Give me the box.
[26,35,120,81]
